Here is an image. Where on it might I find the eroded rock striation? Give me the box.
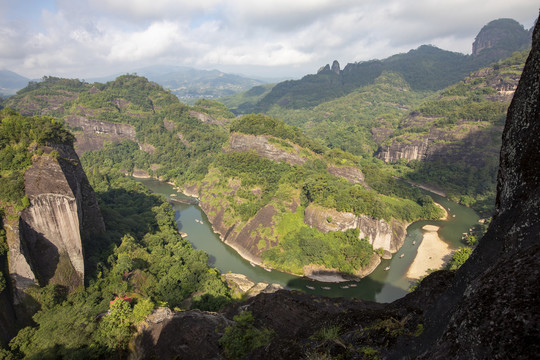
[304,204,407,254]
[65,116,136,155]
[7,145,104,309]
[225,133,308,165]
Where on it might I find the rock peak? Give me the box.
[331,60,341,74]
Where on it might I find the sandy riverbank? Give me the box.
[435,203,449,220]
[406,225,453,279]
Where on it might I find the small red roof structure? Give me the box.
[109,296,132,306]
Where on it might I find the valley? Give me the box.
[136,177,480,302]
[0,14,537,360]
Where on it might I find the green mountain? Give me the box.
[90,65,266,103]
[3,75,443,279]
[377,49,528,214]
[223,18,531,114]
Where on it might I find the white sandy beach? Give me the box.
[406,225,453,279]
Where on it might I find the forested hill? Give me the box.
[223,18,531,114]
[2,75,443,279]
[377,49,528,215]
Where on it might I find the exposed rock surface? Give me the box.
[331,60,341,75]
[377,120,503,165]
[225,133,308,165]
[199,198,278,263]
[130,308,232,360]
[188,110,227,126]
[65,116,136,155]
[304,204,408,253]
[222,273,283,297]
[7,145,104,313]
[472,18,531,59]
[327,165,365,184]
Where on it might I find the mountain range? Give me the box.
[0,65,267,103]
[222,18,532,114]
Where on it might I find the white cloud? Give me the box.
[106,21,184,61]
[0,0,537,79]
[59,0,223,21]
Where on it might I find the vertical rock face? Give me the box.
[304,204,408,254]
[472,18,531,57]
[9,145,104,300]
[331,60,341,75]
[412,18,540,359]
[64,116,136,155]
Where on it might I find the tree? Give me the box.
[96,299,133,354]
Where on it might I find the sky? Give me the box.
[0,0,537,80]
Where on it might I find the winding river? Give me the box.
[135,177,479,303]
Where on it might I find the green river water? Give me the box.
[135,177,480,303]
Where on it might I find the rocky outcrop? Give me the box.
[8,145,104,304]
[222,273,283,297]
[472,18,531,58]
[377,122,503,166]
[199,197,278,264]
[327,166,365,184]
[331,60,341,75]
[130,307,232,360]
[189,110,227,126]
[304,204,408,253]
[64,116,136,154]
[225,133,308,165]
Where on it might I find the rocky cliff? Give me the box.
[65,115,137,155]
[225,132,308,165]
[472,18,532,60]
[6,145,104,312]
[304,204,407,254]
[376,60,522,165]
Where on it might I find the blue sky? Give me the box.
[0,0,537,80]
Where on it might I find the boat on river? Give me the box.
[306,285,315,290]
[384,266,390,271]
[321,286,331,290]
[400,254,404,258]
[135,175,482,303]
[264,267,272,272]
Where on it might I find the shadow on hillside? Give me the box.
[83,187,163,285]
[285,272,405,303]
[402,126,501,211]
